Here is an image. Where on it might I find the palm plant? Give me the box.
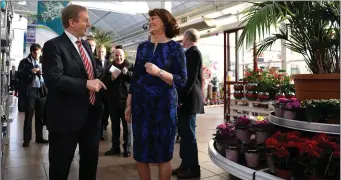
[237,1,340,74]
[90,27,115,53]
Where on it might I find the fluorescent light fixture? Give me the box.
[18,1,26,5]
[71,1,149,15]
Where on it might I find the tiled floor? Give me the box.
[5,97,231,180]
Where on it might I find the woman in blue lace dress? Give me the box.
[124,8,187,180]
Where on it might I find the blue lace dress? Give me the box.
[129,40,187,163]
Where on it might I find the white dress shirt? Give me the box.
[64,31,93,70]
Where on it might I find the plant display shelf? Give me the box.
[208,140,283,180]
[229,98,274,120]
[269,113,340,135]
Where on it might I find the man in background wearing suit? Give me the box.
[9,65,18,96]
[42,4,106,180]
[95,45,110,140]
[173,28,204,179]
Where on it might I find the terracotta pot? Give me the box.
[255,130,269,144]
[266,155,275,173]
[225,146,239,162]
[275,168,292,180]
[245,151,259,168]
[292,74,340,101]
[284,110,296,120]
[308,176,328,180]
[275,107,284,118]
[235,128,250,143]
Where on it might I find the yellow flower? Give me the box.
[256,116,264,121]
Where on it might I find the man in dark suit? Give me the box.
[9,65,18,96]
[95,45,110,140]
[173,28,204,179]
[42,4,107,180]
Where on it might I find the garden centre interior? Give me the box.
[0,1,340,180]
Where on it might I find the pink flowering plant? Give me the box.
[213,122,235,143]
[235,116,252,127]
[285,98,301,110]
[274,98,289,108]
[253,117,273,131]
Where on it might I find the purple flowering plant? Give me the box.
[213,122,235,142]
[285,98,301,110]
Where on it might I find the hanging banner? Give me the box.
[36,1,69,45]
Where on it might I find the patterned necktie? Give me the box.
[76,40,95,105]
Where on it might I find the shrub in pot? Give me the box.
[283,98,301,120]
[252,116,273,144]
[244,140,260,168]
[237,1,340,101]
[273,98,289,118]
[213,122,235,157]
[234,116,252,143]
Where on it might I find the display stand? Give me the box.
[0,2,14,180]
[269,113,340,135]
[208,140,283,180]
[228,98,274,120]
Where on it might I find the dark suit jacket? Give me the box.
[95,58,109,78]
[42,33,103,132]
[179,46,204,114]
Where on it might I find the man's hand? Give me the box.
[111,73,118,80]
[86,79,107,92]
[125,106,132,123]
[32,68,40,74]
[122,67,128,75]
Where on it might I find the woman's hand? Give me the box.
[125,106,132,123]
[144,62,160,76]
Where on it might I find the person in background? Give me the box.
[18,43,48,147]
[172,28,204,179]
[124,8,187,180]
[42,4,106,179]
[102,48,133,157]
[86,36,97,54]
[95,45,110,140]
[9,65,18,96]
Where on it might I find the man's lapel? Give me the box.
[61,33,88,77]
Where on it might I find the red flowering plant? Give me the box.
[296,133,340,178]
[243,68,260,84]
[265,131,302,170]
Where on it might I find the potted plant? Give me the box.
[265,131,302,179]
[245,91,258,101]
[237,1,340,101]
[233,91,244,100]
[234,84,244,91]
[243,69,259,91]
[234,116,252,143]
[244,140,260,168]
[283,98,301,120]
[252,116,273,144]
[273,98,288,117]
[258,92,270,102]
[301,99,340,124]
[225,137,241,163]
[296,133,340,180]
[213,123,235,156]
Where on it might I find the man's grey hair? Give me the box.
[184,28,200,43]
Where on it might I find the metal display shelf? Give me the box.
[208,140,283,180]
[269,114,340,135]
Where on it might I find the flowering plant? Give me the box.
[265,131,302,169]
[285,98,301,110]
[213,123,235,143]
[243,68,260,83]
[234,116,252,127]
[296,133,340,178]
[252,116,272,131]
[273,98,289,108]
[301,99,340,122]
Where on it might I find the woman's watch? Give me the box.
[158,69,164,77]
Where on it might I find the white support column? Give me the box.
[280,23,287,72]
[161,0,172,13]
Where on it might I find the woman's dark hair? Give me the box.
[148,8,180,39]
